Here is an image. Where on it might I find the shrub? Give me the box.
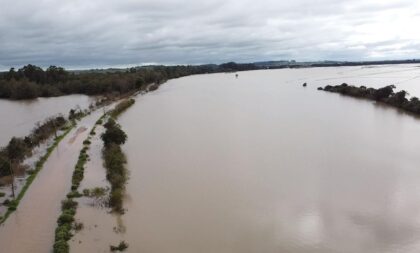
[67,191,82,198]
[53,239,69,253]
[101,120,127,146]
[57,210,75,225]
[73,221,84,231]
[0,192,5,198]
[61,198,78,210]
[55,223,72,241]
[110,241,129,252]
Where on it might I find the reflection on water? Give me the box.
[0,95,94,146]
[116,65,420,253]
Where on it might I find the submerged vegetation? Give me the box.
[320,83,420,115]
[99,99,135,213]
[0,116,68,177]
[102,118,128,213]
[0,124,73,224]
[53,121,99,253]
[110,241,129,252]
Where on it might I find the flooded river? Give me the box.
[1,65,420,253]
[0,95,94,146]
[116,65,420,253]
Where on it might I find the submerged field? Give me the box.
[1,64,420,252]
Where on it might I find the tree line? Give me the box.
[320,83,420,115]
[0,116,68,177]
[0,63,259,100]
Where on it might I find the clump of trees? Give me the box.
[0,116,68,178]
[0,63,260,100]
[321,83,420,115]
[101,118,127,213]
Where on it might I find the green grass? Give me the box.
[0,125,74,225]
[110,99,135,118]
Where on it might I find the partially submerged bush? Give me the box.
[61,198,78,210]
[53,239,69,253]
[57,209,75,225]
[101,119,127,146]
[83,187,107,198]
[73,221,84,231]
[66,191,82,198]
[55,223,72,241]
[110,241,129,252]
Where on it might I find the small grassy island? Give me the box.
[319,83,420,115]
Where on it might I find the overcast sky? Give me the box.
[0,0,419,69]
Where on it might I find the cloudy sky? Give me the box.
[0,0,420,69]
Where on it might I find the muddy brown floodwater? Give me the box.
[116,66,420,253]
[2,65,420,253]
[0,94,95,146]
[0,109,104,253]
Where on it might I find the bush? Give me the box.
[57,210,75,225]
[53,239,69,253]
[0,192,5,198]
[61,198,78,210]
[101,120,127,146]
[67,191,82,198]
[73,222,84,231]
[110,241,129,252]
[109,188,124,212]
[55,223,72,241]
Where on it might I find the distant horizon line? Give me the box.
[1,58,419,72]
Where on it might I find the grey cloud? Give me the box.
[0,0,419,69]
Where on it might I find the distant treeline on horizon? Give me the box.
[1,59,419,100]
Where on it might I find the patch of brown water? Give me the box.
[69,124,126,253]
[69,126,87,144]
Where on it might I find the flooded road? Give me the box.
[115,65,420,253]
[0,95,94,146]
[0,110,103,253]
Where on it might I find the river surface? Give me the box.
[116,65,420,253]
[0,95,94,146]
[1,65,420,253]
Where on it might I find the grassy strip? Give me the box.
[53,117,103,253]
[0,124,74,225]
[110,99,135,119]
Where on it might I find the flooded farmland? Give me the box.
[2,65,420,252]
